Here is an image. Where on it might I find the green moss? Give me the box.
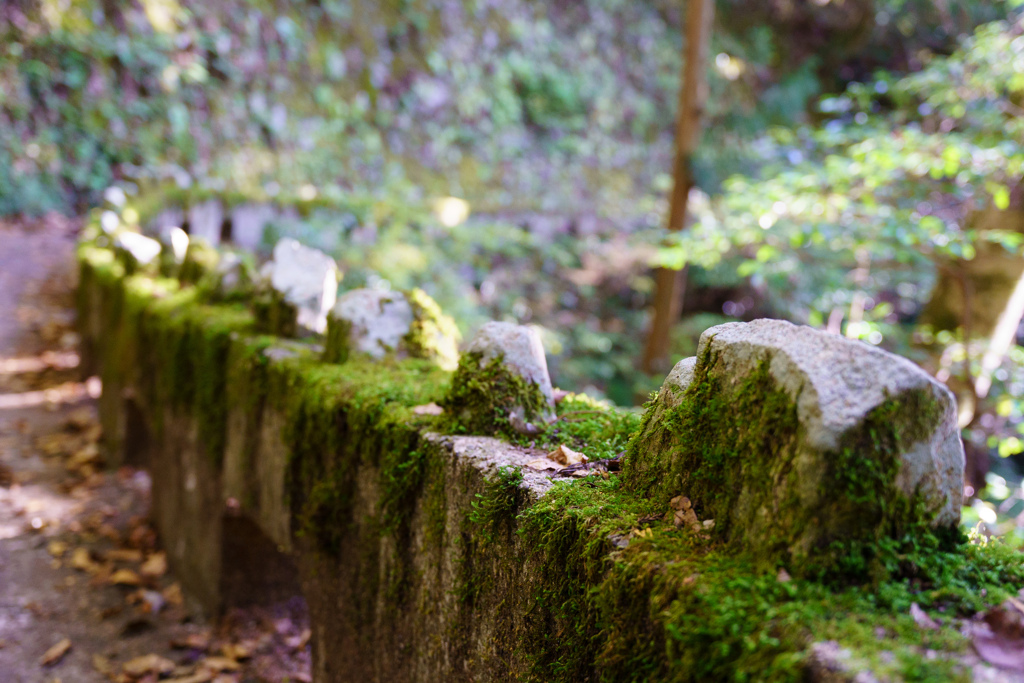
[469,466,526,545]
[624,348,957,574]
[322,314,353,363]
[132,285,255,463]
[443,352,550,437]
[322,288,459,369]
[514,474,1024,683]
[178,238,220,285]
[403,287,461,371]
[276,355,450,554]
[77,234,1024,683]
[252,287,299,337]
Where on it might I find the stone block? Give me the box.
[627,319,964,568]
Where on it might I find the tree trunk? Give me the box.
[918,206,1024,491]
[642,0,715,375]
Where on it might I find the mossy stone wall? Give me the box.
[78,234,1024,683]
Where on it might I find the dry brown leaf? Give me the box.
[412,402,444,416]
[548,444,587,466]
[669,495,692,511]
[220,643,251,660]
[105,549,143,563]
[122,653,176,677]
[201,656,241,672]
[162,582,184,607]
[525,458,561,471]
[673,509,698,529]
[110,568,142,586]
[139,552,167,578]
[168,672,214,683]
[67,445,100,472]
[47,540,68,558]
[171,632,210,651]
[66,407,95,431]
[92,653,114,675]
[70,547,99,573]
[39,638,71,666]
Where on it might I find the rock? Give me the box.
[324,288,461,370]
[258,238,339,335]
[327,289,414,360]
[212,251,256,298]
[188,200,224,246]
[230,203,276,251]
[626,318,964,569]
[444,322,555,435]
[465,322,554,406]
[148,207,185,240]
[113,231,162,272]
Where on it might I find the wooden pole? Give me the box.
[642,0,715,375]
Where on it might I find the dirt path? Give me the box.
[0,216,310,682]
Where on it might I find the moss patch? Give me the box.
[515,475,1024,683]
[443,352,551,437]
[625,347,957,574]
[404,287,461,371]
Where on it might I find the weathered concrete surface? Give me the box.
[329,289,415,359]
[229,203,276,251]
[77,228,1022,683]
[630,318,964,564]
[188,199,224,246]
[325,288,460,369]
[464,322,555,409]
[261,238,339,334]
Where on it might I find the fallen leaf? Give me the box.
[70,547,99,573]
[66,407,95,431]
[40,638,71,666]
[412,402,444,416]
[168,672,213,683]
[201,656,241,672]
[525,458,561,471]
[110,568,142,586]
[139,552,167,578]
[670,495,692,511]
[171,633,210,651]
[548,444,587,466]
[105,549,143,563]
[47,540,68,558]
[92,653,114,675]
[68,443,100,469]
[673,509,698,529]
[122,653,176,677]
[162,582,184,607]
[220,642,251,660]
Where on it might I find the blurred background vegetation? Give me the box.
[3,0,1024,536]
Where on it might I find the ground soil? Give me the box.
[0,215,311,683]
